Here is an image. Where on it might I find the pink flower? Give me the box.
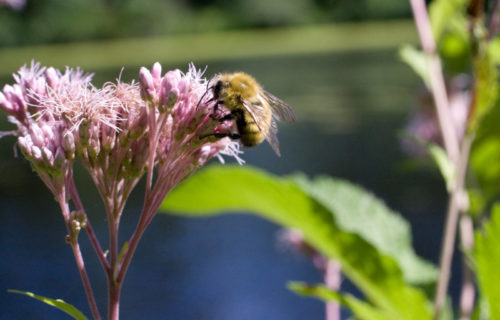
[1,61,243,216]
[0,61,245,318]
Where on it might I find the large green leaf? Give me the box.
[8,290,88,320]
[161,165,433,320]
[292,173,438,285]
[475,204,500,320]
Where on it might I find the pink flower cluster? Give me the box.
[0,61,244,319]
[0,61,242,212]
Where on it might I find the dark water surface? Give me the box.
[0,50,453,319]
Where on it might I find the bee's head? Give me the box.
[213,80,223,99]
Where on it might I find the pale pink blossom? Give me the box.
[0,61,242,213]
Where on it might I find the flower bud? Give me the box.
[101,124,116,152]
[78,119,91,148]
[62,131,76,161]
[32,77,47,98]
[3,85,27,117]
[87,137,100,159]
[41,124,55,142]
[139,67,155,101]
[159,87,178,113]
[31,145,44,167]
[0,91,14,114]
[30,124,45,147]
[151,62,162,83]
[129,109,148,139]
[72,219,81,233]
[45,67,60,90]
[42,146,55,167]
[17,136,32,159]
[52,147,66,176]
[130,140,149,177]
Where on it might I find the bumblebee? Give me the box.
[207,72,296,156]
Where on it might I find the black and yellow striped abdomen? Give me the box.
[236,108,269,147]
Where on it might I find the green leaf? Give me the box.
[471,99,500,204]
[398,134,455,192]
[161,165,433,320]
[468,50,499,132]
[474,204,500,320]
[118,241,129,263]
[469,42,500,206]
[427,143,456,192]
[291,173,438,285]
[399,45,430,88]
[488,38,500,67]
[288,282,391,320]
[8,290,88,320]
[429,0,468,42]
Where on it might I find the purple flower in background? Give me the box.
[0,0,25,10]
[402,75,471,156]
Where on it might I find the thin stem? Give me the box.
[57,191,102,320]
[115,198,152,283]
[108,210,119,275]
[409,1,472,318]
[410,0,460,163]
[72,241,103,320]
[459,215,475,320]
[324,260,341,320]
[433,136,472,320]
[69,176,111,274]
[107,278,121,320]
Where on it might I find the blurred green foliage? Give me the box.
[161,165,435,320]
[474,204,500,319]
[0,0,412,46]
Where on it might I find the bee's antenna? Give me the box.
[196,75,215,110]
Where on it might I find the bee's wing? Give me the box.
[240,100,264,132]
[241,98,281,156]
[266,118,281,156]
[261,89,297,123]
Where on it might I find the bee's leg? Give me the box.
[209,100,224,120]
[211,107,237,121]
[213,100,223,112]
[217,111,237,121]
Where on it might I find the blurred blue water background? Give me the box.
[0,48,457,319]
